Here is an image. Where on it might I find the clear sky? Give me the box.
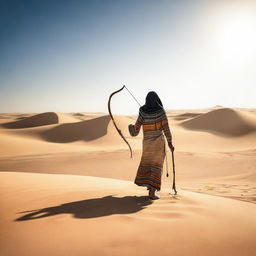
[0,0,255,114]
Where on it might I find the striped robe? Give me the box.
[129,108,172,191]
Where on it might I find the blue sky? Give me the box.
[0,0,255,114]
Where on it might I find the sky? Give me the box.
[0,0,256,114]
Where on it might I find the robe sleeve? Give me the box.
[128,113,143,136]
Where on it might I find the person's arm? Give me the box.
[162,112,174,151]
[128,114,143,136]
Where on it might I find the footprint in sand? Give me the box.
[138,194,204,221]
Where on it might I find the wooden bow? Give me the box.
[108,85,133,158]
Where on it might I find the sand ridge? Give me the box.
[1,108,255,157]
[0,113,140,156]
[2,112,59,128]
[180,108,256,136]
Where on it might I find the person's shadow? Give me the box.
[15,195,152,221]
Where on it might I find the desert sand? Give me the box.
[0,107,256,255]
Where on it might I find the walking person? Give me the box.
[129,91,174,200]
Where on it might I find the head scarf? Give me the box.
[140,91,163,113]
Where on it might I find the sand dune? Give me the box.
[2,112,59,128]
[181,108,256,136]
[72,112,85,117]
[42,115,111,143]
[1,113,134,143]
[0,109,255,156]
[0,172,255,256]
[0,113,32,124]
[0,113,139,156]
[0,108,256,255]
[108,115,139,138]
[57,112,83,123]
[173,112,201,121]
[1,112,83,129]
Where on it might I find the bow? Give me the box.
[108,85,133,158]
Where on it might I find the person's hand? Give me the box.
[168,142,175,152]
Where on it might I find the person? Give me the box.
[129,91,174,200]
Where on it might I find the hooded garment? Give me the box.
[140,91,163,114]
[129,91,173,191]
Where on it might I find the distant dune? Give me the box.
[1,112,84,129]
[173,112,201,121]
[42,115,111,143]
[0,113,137,156]
[0,109,255,157]
[2,112,59,128]
[180,108,256,136]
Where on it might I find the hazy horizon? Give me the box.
[1,0,256,114]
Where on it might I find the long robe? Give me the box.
[129,108,172,191]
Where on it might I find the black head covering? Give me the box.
[140,91,163,113]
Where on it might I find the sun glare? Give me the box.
[211,6,256,64]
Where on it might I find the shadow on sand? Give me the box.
[42,115,111,143]
[15,195,152,221]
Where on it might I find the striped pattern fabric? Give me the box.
[130,108,172,191]
[130,108,172,142]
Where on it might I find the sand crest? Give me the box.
[2,112,59,128]
[180,108,256,136]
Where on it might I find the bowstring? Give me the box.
[124,85,141,107]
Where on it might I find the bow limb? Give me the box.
[108,85,133,158]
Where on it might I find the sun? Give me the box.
[211,6,256,63]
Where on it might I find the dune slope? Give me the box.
[0,172,256,256]
[42,115,111,143]
[2,112,59,128]
[181,108,256,136]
